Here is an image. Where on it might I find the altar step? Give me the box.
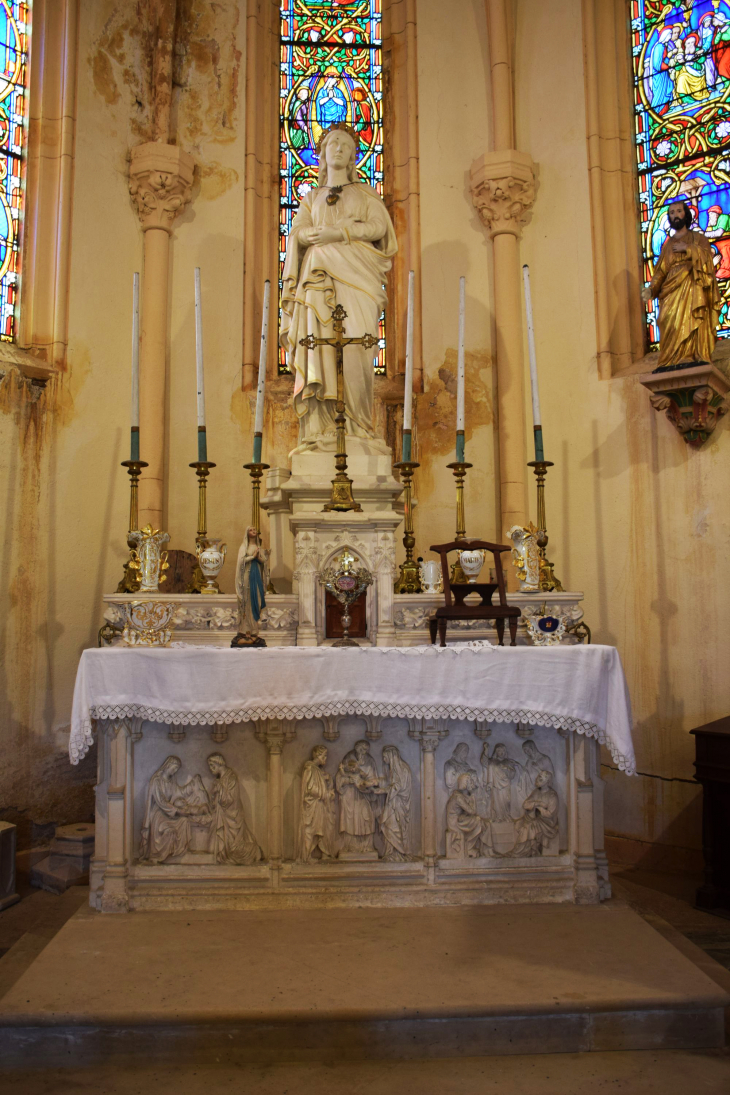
[0,902,726,1068]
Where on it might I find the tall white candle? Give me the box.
[254,280,271,437]
[131,271,139,428]
[403,270,415,432]
[456,276,466,431]
[194,267,205,429]
[522,264,541,427]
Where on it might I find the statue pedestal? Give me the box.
[261,447,404,647]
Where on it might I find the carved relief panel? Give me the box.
[437,722,568,861]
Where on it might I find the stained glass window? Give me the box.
[0,2,28,343]
[631,0,730,347]
[279,0,385,373]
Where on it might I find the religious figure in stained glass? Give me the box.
[279,0,386,374]
[279,123,396,454]
[0,2,29,344]
[631,0,730,350]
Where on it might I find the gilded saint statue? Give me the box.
[642,200,721,370]
[280,122,397,454]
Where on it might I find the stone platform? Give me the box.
[0,902,726,1067]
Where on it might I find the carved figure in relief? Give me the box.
[232,527,268,647]
[508,771,559,858]
[139,756,210,864]
[378,746,413,862]
[207,753,262,865]
[516,740,555,800]
[482,743,518,822]
[298,745,338,862]
[641,199,721,369]
[443,742,477,793]
[445,774,484,858]
[279,124,397,454]
[335,740,380,855]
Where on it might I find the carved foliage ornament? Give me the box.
[470,151,537,240]
[129,143,195,234]
[641,364,730,448]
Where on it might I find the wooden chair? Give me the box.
[427,539,520,647]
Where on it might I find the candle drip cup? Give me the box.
[393,460,422,594]
[527,460,564,593]
[116,459,149,594]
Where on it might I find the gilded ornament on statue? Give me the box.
[642,200,721,371]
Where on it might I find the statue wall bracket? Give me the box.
[640,363,729,448]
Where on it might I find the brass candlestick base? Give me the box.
[527,460,563,593]
[393,460,422,594]
[187,460,217,594]
[300,304,377,514]
[447,460,473,583]
[116,459,149,593]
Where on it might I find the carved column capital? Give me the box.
[470,150,537,239]
[129,142,195,234]
[255,718,297,753]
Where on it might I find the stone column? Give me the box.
[257,719,296,884]
[411,718,448,872]
[101,720,131,913]
[572,734,600,905]
[470,0,535,546]
[129,143,194,530]
[293,530,319,646]
[374,529,397,646]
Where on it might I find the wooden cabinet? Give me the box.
[691,716,730,917]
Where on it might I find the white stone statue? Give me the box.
[335,739,381,857]
[443,742,477,793]
[139,756,211,864]
[445,773,484,858]
[378,745,413,862]
[481,742,519,823]
[297,745,338,863]
[279,123,398,455]
[206,753,262,865]
[508,770,559,858]
[516,739,555,801]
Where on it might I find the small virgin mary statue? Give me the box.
[280,122,398,455]
[231,526,268,648]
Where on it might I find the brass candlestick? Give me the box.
[393,460,422,593]
[243,461,271,535]
[186,460,217,593]
[300,304,378,513]
[116,459,148,593]
[447,460,473,583]
[527,460,563,592]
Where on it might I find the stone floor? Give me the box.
[0,862,729,1092]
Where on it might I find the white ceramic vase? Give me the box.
[458,549,486,584]
[197,538,227,594]
[418,560,443,594]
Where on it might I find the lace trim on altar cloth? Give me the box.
[167,641,497,655]
[69,700,636,776]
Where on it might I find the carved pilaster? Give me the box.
[129,142,195,235]
[256,719,296,874]
[410,719,449,867]
[469,150,536,240]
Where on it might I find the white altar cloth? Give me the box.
[69,642,635,774]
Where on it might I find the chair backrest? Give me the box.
[428,539,512,608]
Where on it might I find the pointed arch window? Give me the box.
[0,1,30,343]
[631,0,730,347]
[279,0,386,374]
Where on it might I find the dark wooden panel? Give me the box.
[325,590,367,639]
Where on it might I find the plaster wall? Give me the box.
[0,0,717,870]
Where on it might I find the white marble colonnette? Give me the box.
[90,714,609,913]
